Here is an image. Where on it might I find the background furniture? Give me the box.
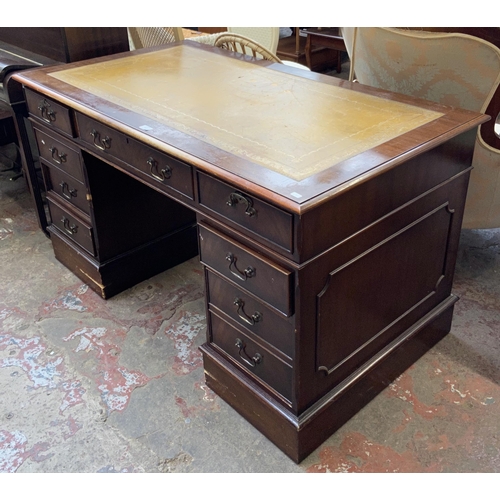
[0,101,21,179]
[342,27,500,229]
[276,27,304,63]
[14,42,485,462]
[192,28,310,70]
[303,28,346,72]
[214,33,282,62]
[227,27,279,55]
[128,27,184,50]
[0,27,130,234]
[407,28,500,151]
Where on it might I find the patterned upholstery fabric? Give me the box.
[464,136,500,228]
[342,27,500,228]
[128,28,184,50]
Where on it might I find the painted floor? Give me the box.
[1,141,499,474]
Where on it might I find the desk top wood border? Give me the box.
[13,41,488,214]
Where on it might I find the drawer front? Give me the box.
[48,197,95,256]
[34,128,85,183]
[207,270,293,359]
[25,89,74,137]
[76,113,194,199]
[127,137,194,200]
[210,311,293,402]
[43,163,90,215]
[198,172,293,253]
[199,223,293,317]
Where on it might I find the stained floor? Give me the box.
[1,138,499,473]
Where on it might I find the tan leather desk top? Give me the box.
[50,45,442,181]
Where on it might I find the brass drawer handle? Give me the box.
[61,216,78,235]
[90,129,111,151]
[59,181,77,200]
[235,338,262,368]
[147,156,172,181]
[234,298,262,326]
[226,191,256,217]
[49,146,67,164]
[226,252,255,281]
[38,99,56,123]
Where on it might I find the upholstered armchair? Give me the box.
[341,27,500,228]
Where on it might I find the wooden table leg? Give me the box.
[305,35,312,69]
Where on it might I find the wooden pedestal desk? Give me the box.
[13,42,487,463]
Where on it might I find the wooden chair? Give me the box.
[187,31,229,46]
[227,27,279,55]
[189,28,279,54]
[214,33,282,62]
[128,27,184,50]
[226,28,310,71]
[341,27,500,229]
[213,33,311,72]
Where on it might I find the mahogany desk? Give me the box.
[13,42,487,462]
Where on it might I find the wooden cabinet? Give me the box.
[0,28,129,64]
[27,92,198,299]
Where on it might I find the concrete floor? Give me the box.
[1,120,500,474]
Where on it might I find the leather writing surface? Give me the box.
[50,45,443,181]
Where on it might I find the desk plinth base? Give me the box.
[49,224,198,299]
[201,296,456,463]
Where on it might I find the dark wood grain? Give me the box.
[42,162,90,215]
[206,269,294,359]
[12,43,487,462]
[198,222,294,317]
[76,112,195,200]
[47,195,95,255]
[83,152,196,262]
[197,171,294,253]
[26,88,74,138]
[0,28,129,63]
[12,43,488,213]
[33,126,84,181]
[209,310,294,403]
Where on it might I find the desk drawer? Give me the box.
[43,163,90,215]
[127,137,194,200]
[26,88,74,137]
[48,196,95,256]
[209,311,293,402]
[198,172,293,253]
[206,270,293,358]
[75,113,194,199]
[199,223,293,317]
[34,127,85,183]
